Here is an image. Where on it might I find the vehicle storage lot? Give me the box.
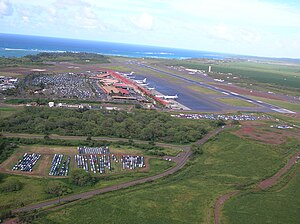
[0,145,149,177]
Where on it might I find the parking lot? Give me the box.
[121,155,145,170]
[28,73,105,99]
[49,154,70,176]
[2,146,149,177]
[78,146,110,155]
[12,153,41,172]
[75,154,146,174]
[171,113,272,121]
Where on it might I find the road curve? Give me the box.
[214,191,239,224]
[214,149,300,224]
[258,150,300,189]
[12,127,225,214]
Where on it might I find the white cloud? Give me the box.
[239,29,261,44]
[0,0,13,17]
[170,0,300,28]
[22,16,29,23]
[130,12,154,30]
[209,23,234,42]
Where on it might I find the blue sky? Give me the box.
[0,0,300,58]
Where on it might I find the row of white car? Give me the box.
[12,153,41,172]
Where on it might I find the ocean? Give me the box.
[0,33,227,59]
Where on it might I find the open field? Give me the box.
[34,130,299,223]
[247,96,300,112]
[223,165,300,224]
[186,85,220,95]
[233,120,300,145]
[99,65,132,72]
[0,106,22,118]
[168,60,300,90]
[217,98,256,107]
[0,156,174,211]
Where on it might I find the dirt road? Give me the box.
[214,191,239,224]
[11,127,225,214]
[258,150,300,189]
[213,149,300,224]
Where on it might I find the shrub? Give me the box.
[70,169,96,186]
[0,178,22,192]
[45,181,72,196]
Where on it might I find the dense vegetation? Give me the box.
[70,170,96,187]
[0,107,213,143]
[0,52,110,67]
[45,181,72,197]
[0,178,22,193]
[0,138,18,163]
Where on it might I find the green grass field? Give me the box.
[99,65,132,72]
[167,60,300,96]
[35,131,298,223]
[0,158,174,212]
[0,106,21,118]
[217,98,256,107]
[186,85,220,95]
[223,165,300,224]
[248,96,300,112]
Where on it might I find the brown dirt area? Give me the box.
[233,121,300,145]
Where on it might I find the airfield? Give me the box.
[1,56,299,116]
[1,54,300,224]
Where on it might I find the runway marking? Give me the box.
[222,92,229,95]
[271,108,296,114]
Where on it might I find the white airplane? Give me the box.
[156,94,178,100]
[124,71,134,77]
[135,78,147,84]
[140,83,149,86]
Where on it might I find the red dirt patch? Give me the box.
[233,122,300,145]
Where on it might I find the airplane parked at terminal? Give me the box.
[140,83,149,86]
[134,78,147,84]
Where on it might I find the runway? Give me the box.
[132,62,296,113]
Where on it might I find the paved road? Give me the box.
[11,127,225,214]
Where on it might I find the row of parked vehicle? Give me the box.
[49,154,70,176]
[74,155,112,174]
[12,153,41,172]
[78,146,110,155]
[121,155,145,170]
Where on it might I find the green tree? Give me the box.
[45,181,72,203]
[70,169,95,187]
[191,144,203,156]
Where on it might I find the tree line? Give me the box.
[0,107,217,143]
